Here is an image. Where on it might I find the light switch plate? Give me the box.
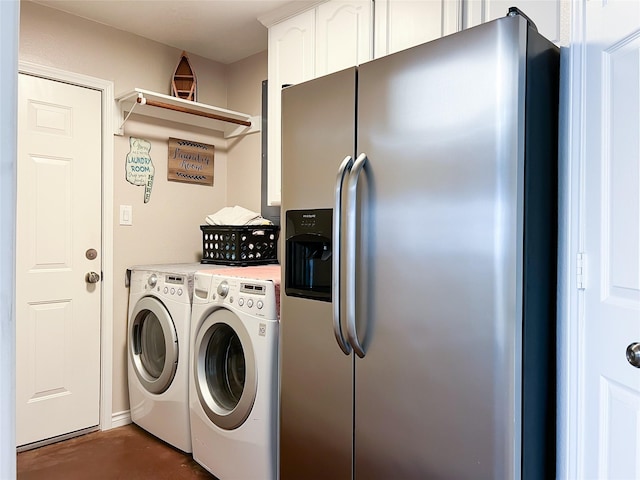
[119,205,133,226]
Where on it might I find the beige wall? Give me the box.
[19,2,266,416]
[226,51,267,211]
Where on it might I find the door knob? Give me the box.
[626,343,640,368]
[86,271,101,284]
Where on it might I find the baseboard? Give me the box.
[109,410,132,429]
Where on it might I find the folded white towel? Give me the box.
[205,205,273,226]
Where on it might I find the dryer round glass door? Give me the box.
[194,308,256,430]
[129,296,179,394]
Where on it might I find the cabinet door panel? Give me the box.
[267,9,316,206]
[374,0,461,58]
[316,1,372,77]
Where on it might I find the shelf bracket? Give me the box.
[118,93,144,132]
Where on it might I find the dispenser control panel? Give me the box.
[285,208,333,302]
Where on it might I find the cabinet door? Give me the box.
[267,9,316,206]
[316,1,373,77]
[374,0,461,58]
[464,0,564,45]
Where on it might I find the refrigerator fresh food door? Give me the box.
[353,16,528,479]
[280,67,357,480]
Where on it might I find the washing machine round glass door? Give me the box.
[194,308,257,430]
[129,296,179,394]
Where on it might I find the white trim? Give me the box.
[442,0,462,37]
[17,61,115,432]
[557,0,586,478]
[111,410,132,429]
[257,0,326,28]
[0,1,19,477]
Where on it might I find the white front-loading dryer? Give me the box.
[127,263,225,453]
[190,266,280,479]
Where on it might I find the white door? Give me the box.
[580,0,640,477]
[16,74,102,447]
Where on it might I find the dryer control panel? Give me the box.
[240,282,266,295]
[213,277,278,320]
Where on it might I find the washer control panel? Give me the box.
[212,277,277,319]
[142,272,187,300]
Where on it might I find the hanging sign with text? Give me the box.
[168,137,214,186]
[126,137,155,203]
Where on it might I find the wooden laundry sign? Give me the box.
[168,137,214,186]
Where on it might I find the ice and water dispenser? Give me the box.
[285,209,332,302]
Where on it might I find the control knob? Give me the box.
[217,280,229,298]
[148,274,158,288]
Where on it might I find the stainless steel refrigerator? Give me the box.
[279,10,559,480]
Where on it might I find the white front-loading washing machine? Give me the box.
[190,265,280,479]
[127,263,226,453]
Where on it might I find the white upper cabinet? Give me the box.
[265,0,566,205]
[316,1,372,76]
[374,0,461,58]
[266,1,371,205]
[267,9,316,206]
[268,9,316,92]
[464,0,565,45]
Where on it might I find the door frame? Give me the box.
[557,0,586,478]
[1,1,19,476]
[17,60,115,432]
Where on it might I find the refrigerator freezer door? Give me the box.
[280,68,357,480]
[353,16,528,479]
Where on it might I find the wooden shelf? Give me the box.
[115,88,260,138]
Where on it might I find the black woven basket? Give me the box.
[200,224,279,266]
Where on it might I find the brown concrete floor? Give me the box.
[17,423,215,479]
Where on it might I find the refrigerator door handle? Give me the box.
[346,152,368,358]
[333,155,354,355]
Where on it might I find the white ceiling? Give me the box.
[30,0,319,64]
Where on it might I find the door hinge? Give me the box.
[577,252,586,290]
